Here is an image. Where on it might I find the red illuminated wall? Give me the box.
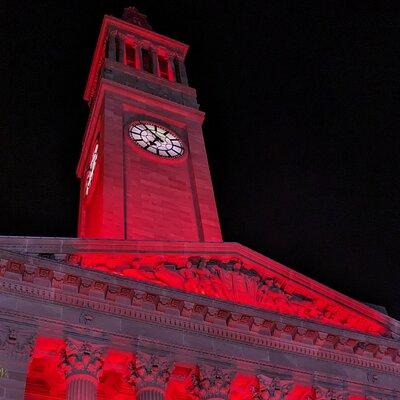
[123,112,200,241]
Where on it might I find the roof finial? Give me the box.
[121,7,152,30]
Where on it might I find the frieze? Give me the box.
[0,257,400,376]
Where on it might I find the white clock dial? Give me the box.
[128,121,184,158]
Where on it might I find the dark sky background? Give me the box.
[0,1,399,319]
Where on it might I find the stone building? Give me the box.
[0,7,399,400]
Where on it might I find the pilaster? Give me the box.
[167,54,176,82]
[117,33,125,64]
[107,30,118,61]
[150,47,159,76]
[135,42,144,71]
[176,57,188,85]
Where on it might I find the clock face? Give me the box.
[128,121,184,158]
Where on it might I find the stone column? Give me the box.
[191,365,234,400]
[0,327,35,399]
[128,351,171,400]
[107,30,117,61]
[61,338,104,400]
[167,54,176,82]
[135,42,143,71]
[176,57,188,85]
[150,48,160,76]
[117,33,125,64]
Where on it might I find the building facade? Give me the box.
[0,7,399,400]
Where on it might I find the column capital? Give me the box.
[191,365,234,400]
[61,338,105,380]
[149,47,160,76]
[253,374,293,399]
[128,350,172,391]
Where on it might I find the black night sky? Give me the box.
[0,1,399,319]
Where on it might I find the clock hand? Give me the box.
[146,136,154,145]
[147,135,162,147]
[152,129,166,141]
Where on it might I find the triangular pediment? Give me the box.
[0,236,398,340]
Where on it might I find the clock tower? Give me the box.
[1,6,399,400]
[77,7,222,242]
